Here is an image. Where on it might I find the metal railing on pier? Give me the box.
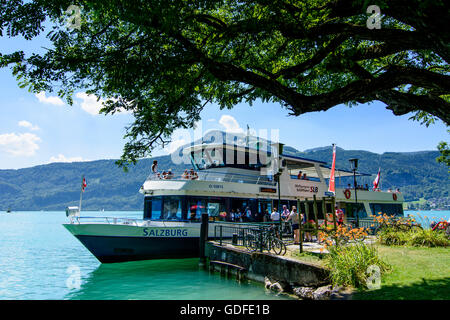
[346,217,380,234]
[213,221,294,252]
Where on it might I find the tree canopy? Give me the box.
[1,0,449,166]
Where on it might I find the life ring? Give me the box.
[393,193,397,201]
[344,189,351,199]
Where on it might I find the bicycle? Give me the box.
[244,226,287,255]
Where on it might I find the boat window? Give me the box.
[345,203,367,218]
[188,199,207,220]
[258,200,272,217]
[143,197,152,219]
[162,197,182,220]
[207,200,226,217]
[370,203,403,217]
[152,197,163,219]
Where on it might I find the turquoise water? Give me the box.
[0,211,291,300]
[404,210,450,228]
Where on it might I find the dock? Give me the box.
[205,241,330,288]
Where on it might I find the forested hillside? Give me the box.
[0,144,448,211]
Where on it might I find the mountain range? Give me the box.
[0,137,448,211]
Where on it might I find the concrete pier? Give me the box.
[205,241,329,287]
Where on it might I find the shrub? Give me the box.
[377,228,410,246]
[408,229,450,247]
[324,243,391,289]
[377,229,449,247]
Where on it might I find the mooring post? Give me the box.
[331,197,337,231]
[322,199,328,228]
[298,198,303,253]
[313,195,319,237]
[199,213,209,267]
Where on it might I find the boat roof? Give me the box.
[281,155,370,178]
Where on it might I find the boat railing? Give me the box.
[71,216,231,226]
[71,216,143,226]
[145,170,276,186]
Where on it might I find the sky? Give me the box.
[0,27,448,170]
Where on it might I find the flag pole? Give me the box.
[378,154,382,191]
[328,143,336,195]
[79,175,84,214]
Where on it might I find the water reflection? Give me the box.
[65,259,291,300]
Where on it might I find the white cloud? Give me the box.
[49,154,87,163]
[164,137,188,154]
[0,133,41,157]
[207,118,216,122]
[218,115,244,134]
[35,92,65,106]
[75,92,104,115]
[18,120,40,131]
[75,92,131,116]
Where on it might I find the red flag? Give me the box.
[328,144,336,194]
[82,177,87,192]
[373,168,381,190]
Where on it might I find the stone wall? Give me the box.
[205,242,329,287]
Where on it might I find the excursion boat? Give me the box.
[64,131,403,263]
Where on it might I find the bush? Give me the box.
[324,243,391,289]
[377,228,410,246]
[408,229,450,247]
[378,229,449,247]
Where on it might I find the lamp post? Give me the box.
[349,158,359,227]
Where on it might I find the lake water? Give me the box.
[2,210,448,300]
[404,210,450,228]
[0,211,291,300]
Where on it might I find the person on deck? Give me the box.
[245,207,252,222]
[286,206,300,244]
[270,207,280,222]
[281,205,291,234]
[182,169,190,179]
[188,211,198,221]
[229,209,236,222]
[236,208,243,222]
[302,173,309,180]
[151,160,158,173]
[281,205,290,221]
[304,217,314,242]
[270,207,281,238]
[336,205,344,226]
[263,209,270,222]
[189,169,198,180]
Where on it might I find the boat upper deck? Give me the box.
[144,170,277,186]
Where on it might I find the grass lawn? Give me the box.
[288,250,324,267]
[353,245,450,300]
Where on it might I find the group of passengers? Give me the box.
[151,160,198,180]
[296,171,309,180]
[347,183,370,191]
